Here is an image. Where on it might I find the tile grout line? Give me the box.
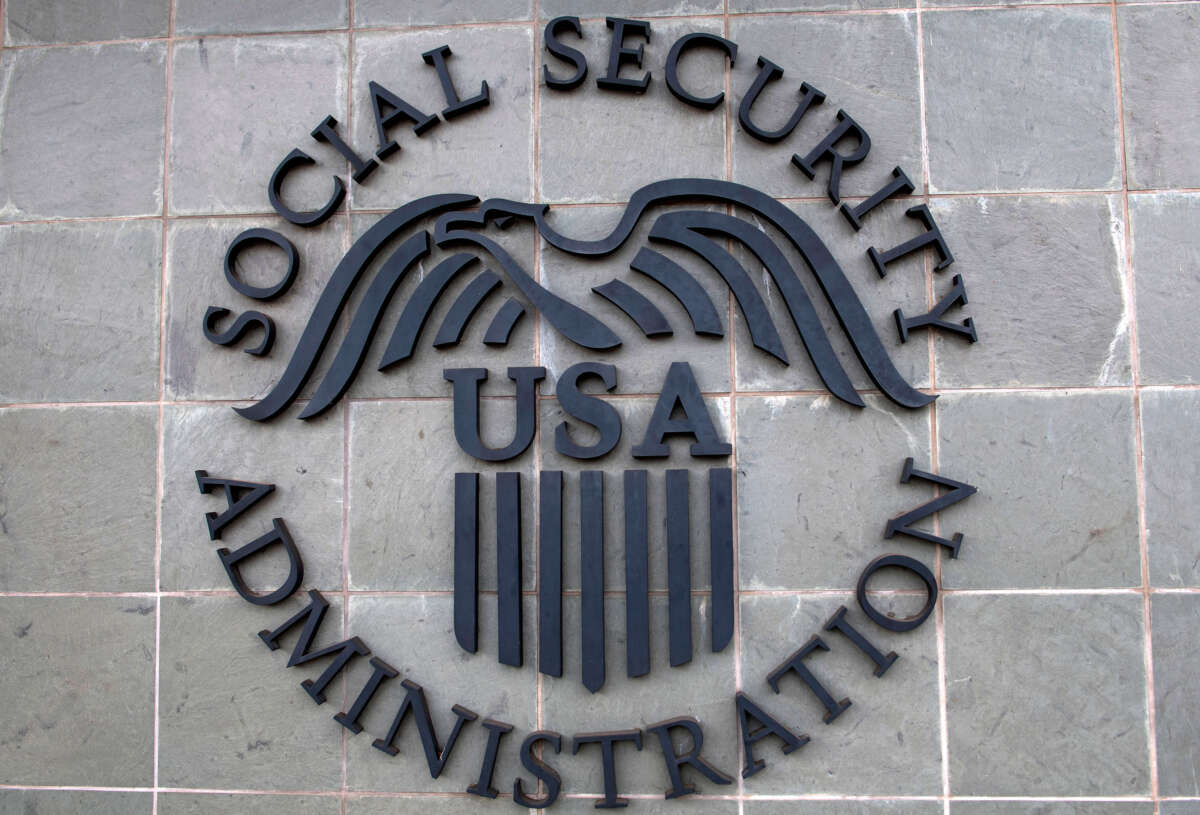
[4,186,1200,231]
[1108,0,1160,808]
[0,586,1176,598]
[151,2,177,812]
[7,0,1200,53]
[13,382,1200,414]
[5,585,1182,598]
[5,781,1194,802]
[341,3,357,813]
[914,0,953,808]
[721,2,748,812]
[17,382,1200,415]
[531,1,544,804]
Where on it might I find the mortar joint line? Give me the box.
[150,3,177,813]
[1107,0,1159,807]
[721,6,751,811]
[340,4,357,814]
[532,0,547,787]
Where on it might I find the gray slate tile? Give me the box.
[541,1,722,16]
[731,199,931,393]
[746,802,941,814]
[732,0,905,10]
[937,391,1140,589]
[158,595,344,790]
[945,594,1149,796]
[348,400,536,591]
[1129,193,1200,385]
[538,397,732,591]
[1118,5,1200,190]
[0,597,155,786]
[555,797,737,813]
[1152,593,1200,797]
[164,216,348,402]
[356,0,532,27]
[341,215,537,399]
[161,402,345,592]
[158,793,341,814]
[730,14,922,201]
[1141,389,1200,587]
[1160,804,1200,815]
[539,596,738,796]
[0,790,151,815]
[538,18,726,203]
[536,203,731,395]
[347,797,531,814]
[175,0,348,35]
[0,221,162,403]
[0,43,165,219]
[4,0,169,44]
[0,406,157,592]
[923,8,1121,192]
[169,35,348,215]
[930,195,1129,388]
[951,804,1155,814]
[736,394,932,590]
[739,594,942,795]
[350,26,533,208]
[344,595,537,792]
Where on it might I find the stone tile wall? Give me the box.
[1,0,1198,813]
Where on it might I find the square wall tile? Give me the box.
[539,18,727,203]
[5,0,169,44]
[541,1,722,17]
[0,43,165,219]
[536,203,731,395]
[930,195,1129,389]
[951,805,1154,815]
[1141,390,1200,587]
[731,199,931,394]
[746,801,942,814]
[736,394,932,591]
[348,400,536,591]
[739,594,942,795]
[344,595,537,793]
[0,406,157,592]
[342,215,537,400]
[1118,5,1200,190]
[937,391,1140,589]
[945,594,1149,796]
[924,8,1120,192]
[0,790,151,815]
[347,797,531,815]
[356,0,531,26]
[1160,804,1200,815]
[732,0,906,11]
[158,595,344,790]
[731,14,922,201]
[0,597,155,786]
[159,793,340,814]
[161,403,345,592]
[1130,193,1200,385]
[350,26,533,208]
[164,215,348,402]
[169,35,347,215]
[175,0,348,35]
[539,396,732,592]
[0,221,161,403]
[555,800,736,815]
[539,596,738,796]
[1152,594,1200,797]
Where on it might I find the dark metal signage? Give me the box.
[193,15,980,808]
